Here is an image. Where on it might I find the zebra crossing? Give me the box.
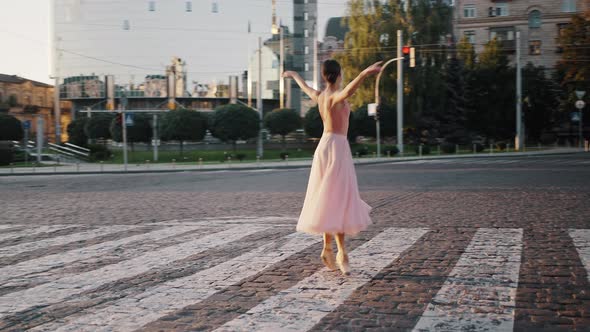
[385,157,590,167]
[0,220,588,331]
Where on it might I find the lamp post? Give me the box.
[575,90,586,149]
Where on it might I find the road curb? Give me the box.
[0,150,584,176]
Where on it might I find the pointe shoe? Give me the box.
[336,252,350,276]
[321,248,337,270]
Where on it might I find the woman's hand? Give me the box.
[282,71,295,78]
[363,61,383,75]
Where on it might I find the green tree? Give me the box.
[522,63,560,142]
[479,39,509,69]
[335,0,386,109]
[0,113,24,141]
[264,108,302,151]
[465,48,515,140]
[439,57,468,144]
[353,103,397,139]
[110,113,152,152]
[67,117,89,146]
[457,36,476,70]
[84,114,115,143]
[303,106,323,139]
[161,109,207,155]
[557,12,590,83]
[209,104,259,151]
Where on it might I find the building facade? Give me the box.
[292,0,318,115]
[454,0,589,68]
[0,74,71,142]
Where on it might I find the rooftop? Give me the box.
[0,74,53,88]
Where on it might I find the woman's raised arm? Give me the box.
[332,61,382,105]
[283,71,321,103]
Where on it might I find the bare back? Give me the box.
[317,90,350,136]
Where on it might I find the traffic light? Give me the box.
[116,113,123,125]
[402,46,416,68]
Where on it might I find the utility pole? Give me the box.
[515,30,523,151]
[279,26,285,108]
[397,29,404,155]
[50,0,61,143]
[313,23,319,90]
[121,92,128,172]
[152,114,158,162]
[247,21,253,107]
[257,37,264,158]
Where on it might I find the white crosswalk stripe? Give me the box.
[412,228,523,332]
[0,224,79,242]
[569,229,590,283]
[0,223,589,331]
[0,224,266,318]
[0,225,202,285]
[32,232,322,332]
[0,225,140,257]
[215,227,429,332]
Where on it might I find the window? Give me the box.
[556,23,569,53]
[305,63,309,72]
[272,59,279,69]
[464,30,476,44]
[529,40,541,55]
[304,12,308,21]
[148,1,155,11]
[495,2,508,16]
[528,10,541,28]
[123,19,130,30]
[305,46,309,54]
[304,29,309,38]
[490,27,514,42]
[562,0,576,12]
[463,5,476,18]
[186,1,192,12]
[38,97,44,106]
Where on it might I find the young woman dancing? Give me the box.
[283,59,382,275]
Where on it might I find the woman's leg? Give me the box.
[335,233,350,275]
[321,233,336,270]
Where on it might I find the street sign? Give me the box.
[571,112,580,122]
[576,100,586,110]
[23,120,31,130]
[125,113,134,126]
[368,103,377,117]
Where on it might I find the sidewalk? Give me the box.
[0,147,583,176]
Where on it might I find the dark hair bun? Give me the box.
[322,60,341,84]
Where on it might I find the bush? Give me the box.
[415,145,431,155]
[384,145,399,156]
[540,133,557,145]
[88,144,111,161]
[0,114,24,141]
[235,153,246,161]
[496,142,507,151]
[353,145,369,157]
[472,143,485,152]
[0,141,14,166]
[441,142,457,154]
[279,152,289,160]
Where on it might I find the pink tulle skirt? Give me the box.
[296,132,372,236]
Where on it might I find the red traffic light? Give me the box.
[402,46,411,55]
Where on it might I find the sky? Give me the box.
[0,0,349,86]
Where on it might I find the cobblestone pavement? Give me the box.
[0,154,589,331]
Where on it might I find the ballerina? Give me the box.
[283,59,382,275]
